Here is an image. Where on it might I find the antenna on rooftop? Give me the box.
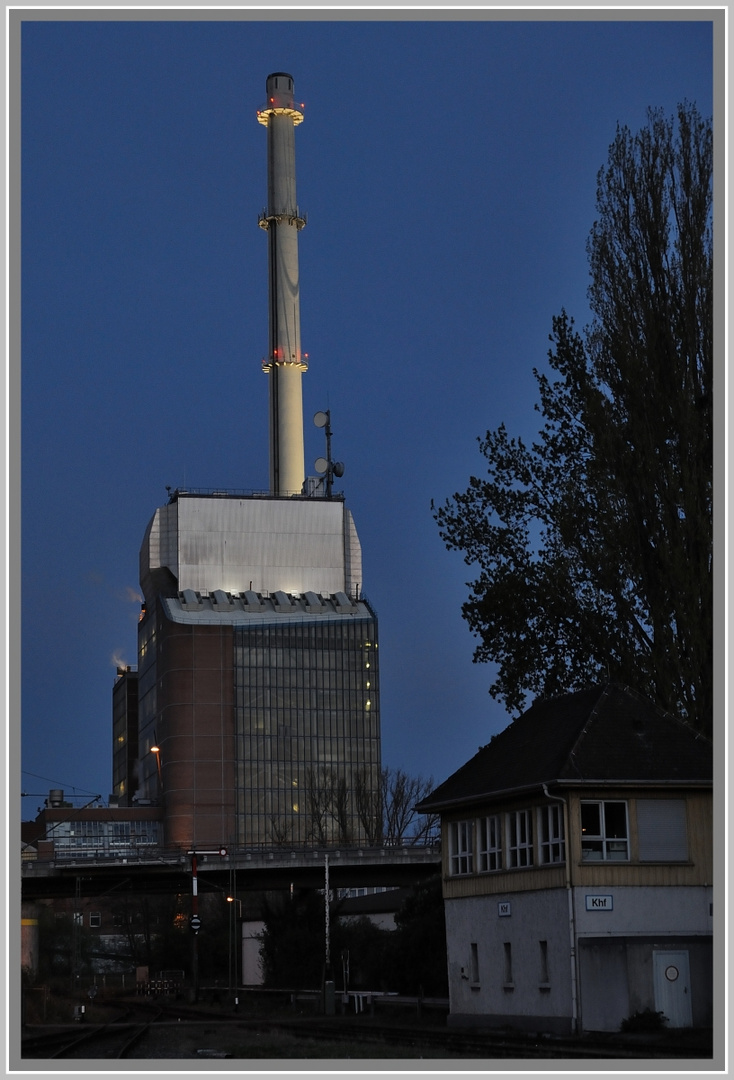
[314,410,344,498]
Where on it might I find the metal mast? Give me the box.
[257,72,307,496]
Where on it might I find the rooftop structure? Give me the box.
[140,488,362,607]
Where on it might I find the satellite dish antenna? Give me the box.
[312,408,344,498]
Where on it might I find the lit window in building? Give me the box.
[581,800,629,860]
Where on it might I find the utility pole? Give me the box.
[323,854,335,1015]
[324,853,330,973]
[227,863,234,993]
[187,847,227,1003]
[71,876,82,996]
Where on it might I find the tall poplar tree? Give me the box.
[433,104,713,734]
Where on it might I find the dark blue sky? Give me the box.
[19,15,714,817]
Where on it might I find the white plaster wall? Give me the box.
[241,919,265,986]
[573,885,713,937]
[444,885,713,1032]
[445,889,571,1025]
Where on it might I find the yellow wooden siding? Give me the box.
[441,789,712,897]
[567,790,712,888]
[444,865,566,900]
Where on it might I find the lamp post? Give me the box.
[150,743,163,793]
[226,895,242,1001]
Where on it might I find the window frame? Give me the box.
[580,799,630,861]
[448,819,474,876]
[503,941,514,987]
[507,808,534,868]
[470,942,480,986]
[477,813,503,873]
[539,939,550,986]
[538,803,565,864]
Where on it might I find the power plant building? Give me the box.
[122,73,382,851]
[111,666,139,806]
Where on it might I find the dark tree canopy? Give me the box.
[258,888,446,994]
[433,103,713,733]
[386,875,448,997]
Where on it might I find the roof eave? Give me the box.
[417,776,712,815]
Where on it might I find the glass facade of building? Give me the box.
[47,819,161,858]
[112,669,138,804]
[136,611,159,804]
[234,615,381,846]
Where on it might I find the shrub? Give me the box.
[620,1008,667,1032]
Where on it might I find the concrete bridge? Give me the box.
[21,843,442,901]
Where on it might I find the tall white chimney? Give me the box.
[257,72,307,496]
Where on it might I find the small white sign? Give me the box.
[585,894,613,911]
[498,902,511,917]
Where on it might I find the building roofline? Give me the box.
[416,777,713,815]
[166,486,345,505]
[159,590,377,627]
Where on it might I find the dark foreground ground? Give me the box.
[20,989,716,1065]
[127,1013,716,1063]
[126,1022,716,1063]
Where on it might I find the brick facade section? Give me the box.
[157,619,235,850]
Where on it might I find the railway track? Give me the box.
[22,998,713,1061]
[21,1005,164,1060]
[227,1016,708,1060]
[144,1000,712,1060]
[141,997,712,1058]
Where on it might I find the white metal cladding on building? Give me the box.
[139,493,363,604]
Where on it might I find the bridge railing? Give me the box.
[21,836,441,870]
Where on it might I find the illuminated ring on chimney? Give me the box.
[257,212,306,232]
[261,356,309,374]
[256,105,304,126]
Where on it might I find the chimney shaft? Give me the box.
[257,72,307,496]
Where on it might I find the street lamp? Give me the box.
[150,742,163,792]
[226,895,242,994]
